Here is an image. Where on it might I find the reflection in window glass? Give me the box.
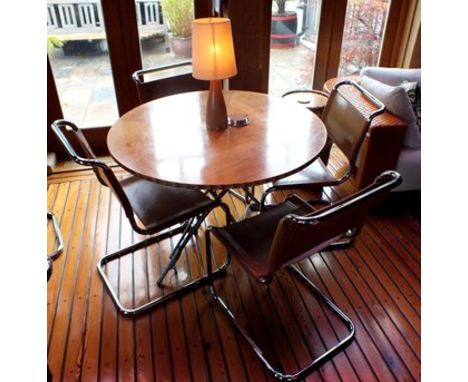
[47,0,119,128]
[136,0,194,79]
[338,0,390,76]
[269,0,322,96]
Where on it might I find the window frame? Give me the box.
[47,0,420,157]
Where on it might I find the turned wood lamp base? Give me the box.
[206,80,250,131]
[206,80,228,131]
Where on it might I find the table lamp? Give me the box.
[192,17,237,132]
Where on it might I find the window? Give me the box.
[47,0,119,128]
[136,0,194,79]
[338,0,391,76]
[269,0,322,95]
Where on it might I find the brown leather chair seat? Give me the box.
[214,196,314,278]
[272,157,338,189]
[121,176,215,232]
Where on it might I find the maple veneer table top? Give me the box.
[107,90,327,189]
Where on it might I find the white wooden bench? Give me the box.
[47,0,166,42]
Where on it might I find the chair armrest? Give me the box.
[132,61,193,84]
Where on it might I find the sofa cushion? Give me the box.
[400,80,421,131]
[361,75,421,149]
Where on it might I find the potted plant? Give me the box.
[161,0,194,59]
[271,0,298,48]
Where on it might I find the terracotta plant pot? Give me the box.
[271,11,298,48]
[169,36,192,59]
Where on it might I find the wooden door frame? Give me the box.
[312,0,348,90]
[227,0,272,93]
[101,0,142,116]
[379,0,421,68]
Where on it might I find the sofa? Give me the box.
[323,68,421,192]
[359,67,421,191]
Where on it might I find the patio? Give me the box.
[48,39,315,128]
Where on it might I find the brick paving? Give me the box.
[48,38,317,128]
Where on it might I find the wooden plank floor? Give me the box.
[47,151,420,381]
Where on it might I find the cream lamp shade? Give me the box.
[192,18,237,80]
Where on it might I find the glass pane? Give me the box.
[47,0,119,128]
[269,0,322,96]
[136,0,194,79]
[338,0,391,76]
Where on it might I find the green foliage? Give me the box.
[47,35,63,49]
[161,0,193,38]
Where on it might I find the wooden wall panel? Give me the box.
[379,0,421,69]
[101,0,142,116]
[398,0,420,68]
[403,0,421,68]
[227,0,272,93]
[47,57,65,156]
[194,0,213,17]
[312,0,348,90]
[378,0,406,67]
[409,26,421,68]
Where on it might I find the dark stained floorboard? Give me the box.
[48,152,421,381]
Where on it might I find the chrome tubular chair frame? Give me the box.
[205,230,354,381]
[228,186,262,215]
[260,80,386,212]
[47,211,63,260]
[205,171,401,380]
[97,203,232,316]
[52,119,231,316]
[132,60,193,83]
[132,61,208,104]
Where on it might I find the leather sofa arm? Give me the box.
[323,76,408,190]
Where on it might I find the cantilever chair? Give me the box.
[132,61,208,104]
[261,80,386,212]
[47,211,63,260]
[47,252,54,381]
[205,170,401,380]
[51,119,231,316]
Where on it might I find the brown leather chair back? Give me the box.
[51,120,138,227]
[132,62,208,104]
[266,171,401,274]
[322,80,385,174]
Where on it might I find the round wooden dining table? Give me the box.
[107,90,327,190]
